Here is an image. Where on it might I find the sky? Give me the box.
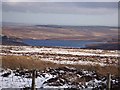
[2,1,119,26]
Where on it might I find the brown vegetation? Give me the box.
[2,26,118,41]
[1,55,61,70]
[1,55,119,76]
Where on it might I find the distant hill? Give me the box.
[1,23,119,50]
[0,35,28,46]
[2,25,118,41]
[84,42,120,50]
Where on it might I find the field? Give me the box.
[0,45,120,89]
[1,45,119,75]
[2,25,118,41]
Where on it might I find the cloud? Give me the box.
[2,0,120,2]
[2,2,118,15]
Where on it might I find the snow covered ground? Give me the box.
[0,68,55,89]
[3,46,119,57]
[0,45,119,89]
[1,67,119,89]
[1,45,119,66]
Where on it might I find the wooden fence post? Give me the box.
[31,69,36,90]
[107,73,111,90]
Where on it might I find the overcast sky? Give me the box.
[2,1,118,26]
[2,0,120,2]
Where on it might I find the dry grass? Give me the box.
[1,55,119,76]
[67,64,119,76]
[1,55,59,70]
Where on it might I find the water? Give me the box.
[23,39,103,48]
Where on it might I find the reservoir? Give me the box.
[23,39,103,48]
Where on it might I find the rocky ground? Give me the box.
[0,67,120,90]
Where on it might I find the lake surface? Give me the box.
[23,39,103,48]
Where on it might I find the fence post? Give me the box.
[31,69,36,90]
[107,73,111,90]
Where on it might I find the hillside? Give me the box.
[2,24,119,50]
[0,45,119,89]
[0,35,28,46]
[2,25,118,41]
